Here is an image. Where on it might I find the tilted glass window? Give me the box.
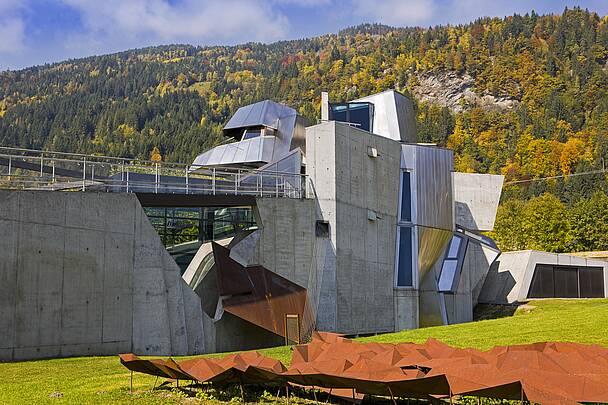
[329,104,348,122]
[446,236,462,258]
[396,227,414,287]
[400,171,412,222]
[437,234,468,293]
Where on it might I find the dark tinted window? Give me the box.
[347,103,372,132]
[400,171,411,222]
[396,227,413,287]
[579,267,605,298]
[329,102,373,132]
[528,264,554,298]
[242,129,262,140]
[554,267,579,298]
[329,104,348,122]
[528,264,605,299]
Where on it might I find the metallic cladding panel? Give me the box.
[190,137,277,168]
[223,100,291,130]
[232,139,250,162]
[453,172,504,231]
[394,93,418,143]
[417,226,453,328]
[354,90,417,143]
[245,138,262,162]
[291,115,308,154]
[402,145,454,231]
[191,99,304,169]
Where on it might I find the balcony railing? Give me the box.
[0,146,310,199]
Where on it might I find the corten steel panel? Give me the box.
[120,334,608,404]
[212,242,315,341]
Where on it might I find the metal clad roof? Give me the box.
[224,100,295,131]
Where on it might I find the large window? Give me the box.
[400,171,411,222]
[396,227,413,286]
[528,264,605,298]
[143,206,257,273]
[395,170,414,287]
[329,102,374,132]
[438,235,468,293]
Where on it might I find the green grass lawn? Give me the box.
[0,299,607,404]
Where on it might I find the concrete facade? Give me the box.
[479,250,608,304]
[452,173,504,232]
[0,190,204,361]
[0,91,509,358]
[307,121,403,334]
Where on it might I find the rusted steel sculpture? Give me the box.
[212,242,315,343]
[119,334,608,404]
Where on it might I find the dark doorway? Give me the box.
[528,264,604,299]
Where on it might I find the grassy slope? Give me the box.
[0,299,606,404]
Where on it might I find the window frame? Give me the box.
[394,169,416,289]
[437,234,468,294]
[328,102,374,132]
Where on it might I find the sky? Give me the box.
[1,0,607,71]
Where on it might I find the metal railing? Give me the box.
[0,146,310,199]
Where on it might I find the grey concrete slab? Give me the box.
[0,191,19,220]
[102,232,133,344]
[16,222,65,349]
[0,219,18,350]
[19,190,66,227]
[1,190,204,360]
[452,173,503,232]
[61,228,105,345]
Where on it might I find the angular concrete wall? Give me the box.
[452,172,504,232]
[445,239,500,324]
[0,190,203,361]
[306,121,401,335]
[249,198,338,332]
[479,250,608,304]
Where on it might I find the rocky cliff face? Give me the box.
[411,71,518,112]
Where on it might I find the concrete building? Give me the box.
[0,89,510,360]
[480,250,608,304]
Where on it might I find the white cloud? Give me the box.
[272,0,331,5]
[61,0,290,44]
[0,17,24,52]
[0,0,25,54]
[353,0,435,26]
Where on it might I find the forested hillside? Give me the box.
[2,7,608,252]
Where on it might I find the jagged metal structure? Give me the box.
[190,100,307,169]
